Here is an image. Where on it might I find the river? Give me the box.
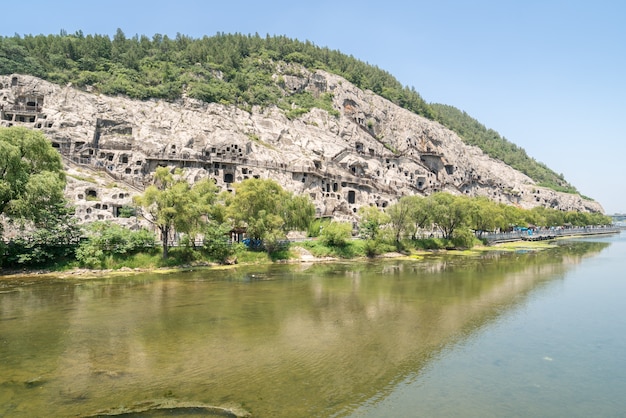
[1,233,624,417]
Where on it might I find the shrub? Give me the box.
[202,222,239,263]
[307,218,330,237]
[452,227,478,249]
[319,221,352,247]
[75,221,155,268]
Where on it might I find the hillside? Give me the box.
[0,69,603,229]
[0,31,578,193]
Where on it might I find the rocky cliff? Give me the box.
[0,71,603,227]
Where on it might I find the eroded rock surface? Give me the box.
[0,72,603,227]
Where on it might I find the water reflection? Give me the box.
[0,241,609,417]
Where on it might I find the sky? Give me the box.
[3,0,625,213]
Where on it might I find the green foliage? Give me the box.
[298,238,366,259]
[0,31,433,119]
[202,221,239,263]
[226,178,315,252]
[117,205,137,218]
[428,193,471,239]
[385,196,419,241]
[0,127,77,267]
[358,206,390,240]
[133,167,219,258]
[232,246,272,264]
[186,78,237,104]
[3,207,81,267]
[98,251,160,270]
[75,221,155,268]
[525,206,610,228]
[156,246,202,267]
[0,127,65,227]
[411,237,451,250]
[319,221,353,247]
[1,31,579,193]
[283,194,317,232]
[227,178,284,242]
[307,217,331,237]
[362,237,397,257]
[278,91,340,119]
[362,238,379,257]
[383,192,611,248]
[467,196,505,236]
[451,227,478,249]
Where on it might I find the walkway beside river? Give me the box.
[481,226,621,245]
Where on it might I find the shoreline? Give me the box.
[0,238,563,281]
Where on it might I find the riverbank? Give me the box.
[0,238,566,281]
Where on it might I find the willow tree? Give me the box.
[226,178,315,251]
[0,127,80,266]
[429,193,471,240]
[0,127,65,223]
[358,205,390,241]
[467,196,504,238]
[133,167,218,259]
[386,195,423,241]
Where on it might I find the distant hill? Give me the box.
[0,30,577,195]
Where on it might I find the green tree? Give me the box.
[178,177,220,247]
[587,212,612,226]
[529,206,563,228]
[201,220,239,263]
[358,205,390,240]
[282,194,316,232]
[3,201,81,267]
[0,126,66,235]
[429,193,470,240]
[134,167,217,259]
[407,195,433,239]
[319,221,353,247]
[467,196,503,238]
[502,204,527,230]
[386,196,415,241]
[226,178,315,250]
[75,221,155,268]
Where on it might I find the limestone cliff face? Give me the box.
[0,72,603,226]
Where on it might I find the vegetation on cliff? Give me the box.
[1,30,576,193]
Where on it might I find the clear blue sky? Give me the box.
[3,0,625,213]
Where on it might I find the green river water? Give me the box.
[1,235,625,417]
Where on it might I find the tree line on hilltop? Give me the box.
[1,30,577,194]
[0,127,610,271]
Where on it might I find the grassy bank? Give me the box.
[0,237,561,280]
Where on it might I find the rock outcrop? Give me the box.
[0,71,603,226]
